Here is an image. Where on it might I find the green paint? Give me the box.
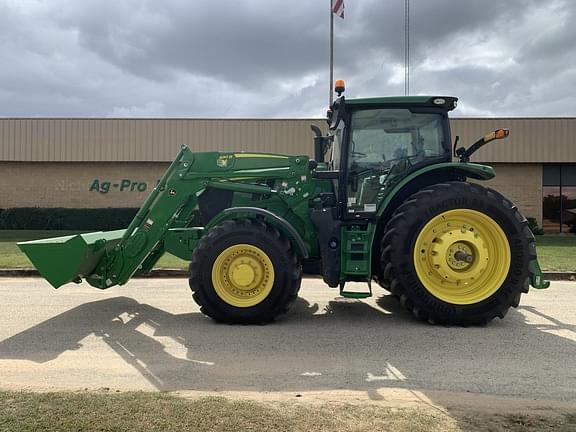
[375,162,495,219]
[530,259,551,289]
[346,95,458,111]
[18,230,125,288]
[339,291,372,299]
[341,224,375,277]
[162,227,204,262]
[19,97,548,299]
[19,147,316,289]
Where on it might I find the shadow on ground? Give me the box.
[0,292,575,407]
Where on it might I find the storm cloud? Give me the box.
[0,0,574,117]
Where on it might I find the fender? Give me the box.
[207,207,310,258]
[376,162,495,218]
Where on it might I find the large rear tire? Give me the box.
[380,182,535,325]
[189,219,302,324]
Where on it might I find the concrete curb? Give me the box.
[542,272,576,281]
[0,268,188,278]
[0,268,574,281]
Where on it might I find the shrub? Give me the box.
[0,208,139,231]
[527,217,544,236]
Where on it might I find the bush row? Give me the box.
[0,207,548,234]
[527,217,544,236]
[0,208,139,230]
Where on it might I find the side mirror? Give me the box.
[456,129,509,163]
[310,125,332,163]
[328,96,345,130]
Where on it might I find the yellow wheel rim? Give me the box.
[413,209,511,305]
[211,244,275,308]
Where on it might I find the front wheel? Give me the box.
[380,182,535,325]
[189,219,302,324]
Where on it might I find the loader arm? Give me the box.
[85,145,204,288]
[18,146,311,289]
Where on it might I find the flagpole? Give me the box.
[329,0,334,106]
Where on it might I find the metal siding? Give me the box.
[3,117,574,163]
[450,118,576,163]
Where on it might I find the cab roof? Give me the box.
[345,96,458,111]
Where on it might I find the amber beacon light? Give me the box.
[334,79,345,96]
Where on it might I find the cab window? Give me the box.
[346,109,446,214]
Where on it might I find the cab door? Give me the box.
[342,107,450,219]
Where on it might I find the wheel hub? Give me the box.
[212,244,274,308]
[230,263,256,287]
[453,249,474,264]
[427,229,489,285]
[414,209,510,305]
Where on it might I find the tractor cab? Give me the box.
[324,90,458,219]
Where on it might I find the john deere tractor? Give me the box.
[19,82,549,325]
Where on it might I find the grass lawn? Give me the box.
[1,230,575,272]
[535,236,576,272]
[0,391,574,432]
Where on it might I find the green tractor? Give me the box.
[19,83,549,325]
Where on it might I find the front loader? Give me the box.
[19,83,549,325]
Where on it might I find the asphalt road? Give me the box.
[0,277,574,404]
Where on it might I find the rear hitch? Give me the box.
[530,259,550,289]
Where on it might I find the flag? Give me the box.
[332,0,344,19]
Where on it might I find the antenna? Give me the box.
[404,0,410,96]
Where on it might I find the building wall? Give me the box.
[0,162,168,208]
[2,117,575,163]
[0,161,545,227]
[481,163,543,225]
[1,117,566,226]
[451,118,576,163]
[0,118,324,162]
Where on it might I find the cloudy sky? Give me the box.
[0,0,574,118]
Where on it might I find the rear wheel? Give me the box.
[189,219,302,324]
[380,182,534,325]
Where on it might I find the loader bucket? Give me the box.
[18,230,126,289]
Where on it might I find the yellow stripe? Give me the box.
[233,153,289,159]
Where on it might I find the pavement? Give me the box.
[1,268,575,280]
[0,277,575,408]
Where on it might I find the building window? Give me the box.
[543,165,576,234]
